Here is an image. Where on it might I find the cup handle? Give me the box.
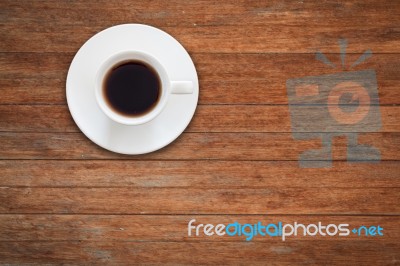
[171,81,193,94]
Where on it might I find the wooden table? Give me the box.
[1,1,399,264]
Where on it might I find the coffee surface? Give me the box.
[103,61,160,117]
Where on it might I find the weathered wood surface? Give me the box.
[2,3,400,53]
[1,0,399,264]
[0,187,399,214]
[1,160,399,188]
[1,241,398,265]
[0,132,399,160]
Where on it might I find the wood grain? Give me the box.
[0,215,398,241]
[1,0,399,264]
[2,0,399,27]
[1,105,399,133]
[2,21,400,53]
[0,187,399,214]
[0,241,398,265]
[0,132,398,160]
[1,160,399,188]
[1,52,399,105]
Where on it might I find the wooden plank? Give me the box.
[1,160,399,188]
[0,241,398,264]
[0,187,399,214]
[0,215,397,241]
[1,52,399,105]
[1,1,400,53]
[2,0,399,27]
[2,24,399,53]
[0,132,398,160]
[1,105,399,133]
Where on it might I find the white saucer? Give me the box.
[66,24,199,154]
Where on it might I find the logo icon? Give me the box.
[286,39,381,168]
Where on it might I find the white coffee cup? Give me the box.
[95,50,193,125]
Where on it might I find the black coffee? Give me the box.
[103,60,160,117]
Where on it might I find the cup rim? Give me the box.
[95,50,170,126]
